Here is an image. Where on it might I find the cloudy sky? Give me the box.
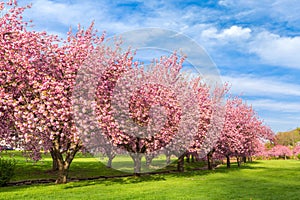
[15,0,300,133]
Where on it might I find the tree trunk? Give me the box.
[248,156,252,162]
[130,153,143,174]
[237,157,241,167]
[186,153,190,163]
[52,136,81,184]
[242,156,247,163]
[177,154,185,172]
[166,153,171,165]
[207,151,213,170]
[145,155,154,168]
[55,150,79,184]
[226,155,231,168]
[56,162,69,184]
[50,149,59,171]
[107,156,114,168]
[105,147,115,168]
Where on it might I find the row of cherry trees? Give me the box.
[0,1,274,183]
[179,97,274,170]
[212,98,274,168]
[255,145,300,159]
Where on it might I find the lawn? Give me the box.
[0,151,182,182]
[0,151,300,200]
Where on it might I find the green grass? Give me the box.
[0,151,132,181]
[0,151,300,199]
[0,151,182,181]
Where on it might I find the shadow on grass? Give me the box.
[63,175,167,189]
[62,161,270,189]
[165,161,267,179]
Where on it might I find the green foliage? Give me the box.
[0,158,16,186]
[297,154,300,160]
[264,142,274,149]
[275,128,300,146]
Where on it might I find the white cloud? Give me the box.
[260,115,300,133]
[24,0,195,37]
[248,99,300,132]
[28,0,94,26]
[218,0,231,7]
[249,31,300,69]
[248,99,300,113]
[199,26,300,71]
[223,75,300,97]
[222,26,252,39]
[201,25,251,41]
[24,0,142,34]
[271,0,300,22]
[217,0,300,34]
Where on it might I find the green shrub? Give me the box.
[297,154,300,160]
[0,158,16,186]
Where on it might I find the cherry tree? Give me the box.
[75,52,201,173]
[293,145,300,158]
[250,140,268,159]
[268,145,292,159]
[214,97,273,168]
[0,0,125,183]
[188,82,227,170]
[85,134,117,168]
[232,110,273,164]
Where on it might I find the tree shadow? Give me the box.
[63,174,166,189]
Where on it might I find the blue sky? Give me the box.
[15,0,300,133]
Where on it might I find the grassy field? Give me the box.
[0,151,182,181]
[0,151,300,199]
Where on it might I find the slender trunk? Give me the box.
[105,147,115,168]
[191,154,195,163]
[146,155,153,167]
[130,153,143,174]
[226,155,231,168]
[248,156,252,162]
[237,157,241,167]
[134,155,142,174]
[50,149,59,171]
[207,151,213,170]
[177,154,185,172]
[242,156,247,163]
[186,153,190,163]
[196,152,201,162]
[107,156,114,168]
[131,137,144,174]
[166,154,171,165]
